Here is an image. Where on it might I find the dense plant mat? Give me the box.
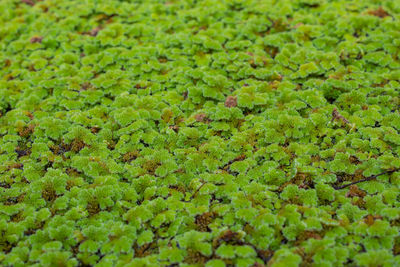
[1,0,400,266]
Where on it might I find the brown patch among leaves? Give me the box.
[17,193,26,203]
[269,80,281,90]
[1,241,13,254]
[256,249,274,265]
[294,247,315,267]
[81,82,92,91]
[21,0,35,6]
[184,248,208,265]
[394,240,400,255]
[158,57,168,63]
[0,181,11,189]
[372,79,389,88]
[39,4,48,13]
[87,199,100,216]
[364,214,383,226]
[25,111,34,120]
[195,212,216,232]
[107,140,116,150]
[134,242,158,258]
[368,7,390,18]
[42,185,56,202]
[89,27,101,37]
[345,185,366,198]
[5,74,15,81]
[296,231,322,245]
[265,45,279,58]
[90,126,101,133]
[162,109,174,123]
[225,96,237,108]
[349,155,361,165]
[30,36,43,43]
[311,155,320,163]
[169,184,186,194]
[195,113,207,122]
[70,139,86,152]
[4,197,18,206]
[66,168,81,177]
[4,59,11,67]
[15,147,31,158]
[7,163,23,171]
[135,83,147,90]
[169,125,179,132]
[294,22,304,29]
[50,142,71,156]
[332,108,349,124]
[122,151,139,162]
[65,180,75,191]
[142,159,160,175]
[277,171,313,192]
[28,64,37,72]
[18,124,35,138]
[213,230,241,248]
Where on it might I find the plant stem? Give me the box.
[334,169,398,190]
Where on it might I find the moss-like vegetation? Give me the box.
[1,0,400,266]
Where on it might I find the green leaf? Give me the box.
[205,259,226,267]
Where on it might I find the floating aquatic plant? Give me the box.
[0,0,400,266]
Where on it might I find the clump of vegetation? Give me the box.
[1,0,400,266]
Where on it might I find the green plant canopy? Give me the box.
[0,0,400,266]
